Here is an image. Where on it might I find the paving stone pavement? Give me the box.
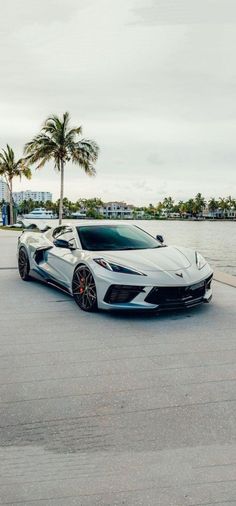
[0,231,236,506]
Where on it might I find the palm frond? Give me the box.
[65,126,83,142]
[69,138,98,175]
[72,153,96,176]
[36,154,55,170]
[0,145,32,181]
[42,112,70,144]
[21,166,32,179]
[0,145,15,166]
[75,139,99,162]
[62,111,70,131]
[24,134,57,166]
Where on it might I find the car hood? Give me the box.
[93,246,192,272]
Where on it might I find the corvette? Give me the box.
[18,223,213,312]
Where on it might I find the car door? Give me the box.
[46,227,79,288]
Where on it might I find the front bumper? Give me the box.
[96,270,213,311]
[143,274,213,310]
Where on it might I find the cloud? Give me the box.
[147,153,164,166]
[0,0,235,205]
[132,0,236,26]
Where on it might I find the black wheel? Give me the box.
[18,247,31,281]
[72,265,98,312]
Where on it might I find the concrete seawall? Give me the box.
[0,230,236,505]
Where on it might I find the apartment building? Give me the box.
[12,190,52,205]
[0,179,10,202]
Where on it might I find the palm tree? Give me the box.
[185,198,195,216]
[177,200,188,218]
[231,198,236,211]
[226,195,235,214]
[208,198,219,218]
[218,197,229,218]
[0,145,32,225]
[24,112,99,225]
[194,193,206,216]
[163,196,175,217]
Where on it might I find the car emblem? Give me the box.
[175,272,183,278]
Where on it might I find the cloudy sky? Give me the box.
[1,0,236,205]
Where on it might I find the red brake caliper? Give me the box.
[79,276,85,294]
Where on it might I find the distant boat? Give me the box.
[193,216,205,221]
[70,211,87,218]
[22,207,57,219]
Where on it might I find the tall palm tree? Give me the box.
[177,200,187,218]
[0,145,32,225]
[208,198,219,218]
[218,197,229,218]
[185,198,195,216]
[163,196,175,217]
[24,112,99,224]
[194,193,206,216]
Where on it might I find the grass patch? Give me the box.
[0,226,23,231]
[0,225,43,232]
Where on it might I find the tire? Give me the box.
[18,247,31,281]
[72,265,98,312]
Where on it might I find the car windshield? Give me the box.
[77,225,161,251]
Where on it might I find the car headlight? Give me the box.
[93,258,146,276]
[195,251,207,270]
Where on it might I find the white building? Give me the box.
[12,190,52,205]
[227,208,236,218]
[98,202,135,219]
[0,179,10,202]
[203,206,236,219]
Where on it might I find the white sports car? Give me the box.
[18,223,213,312]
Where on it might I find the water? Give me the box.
[37,219,236,276]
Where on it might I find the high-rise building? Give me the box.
[12,190,52,205]
[0,179,10,202]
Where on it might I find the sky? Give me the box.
[0,0,236,205]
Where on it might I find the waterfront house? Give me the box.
[99,202,135,219]
[203,206,236,219]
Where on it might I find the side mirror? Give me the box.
[156,234,164,244]
[53,239,76,250]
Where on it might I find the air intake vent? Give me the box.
[104,285,145,304]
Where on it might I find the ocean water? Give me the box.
[38,219,236,276]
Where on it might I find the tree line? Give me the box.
[141,194,236,218]
[9,193,236,220]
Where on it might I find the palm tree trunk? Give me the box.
[59,160,64,225]
[9,179,13,225]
